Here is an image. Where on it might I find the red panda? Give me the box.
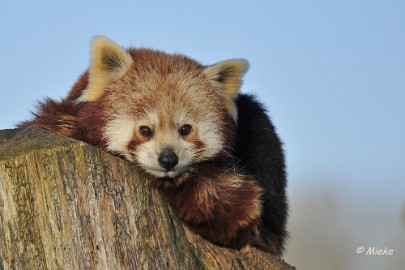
[19,36,288,255]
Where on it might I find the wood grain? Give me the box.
[0,128,294,270]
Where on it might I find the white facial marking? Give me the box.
[134,137,196,178]
[122,107,225,178]
[197,116,223,159]
[104,117,136,158]
[132,112,198,178]
[145,110,160,127]
[174,109,189,126]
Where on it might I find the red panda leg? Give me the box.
[155,168,280,253]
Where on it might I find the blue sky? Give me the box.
[1,1,404,267]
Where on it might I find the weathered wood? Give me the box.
[0,128,294,270]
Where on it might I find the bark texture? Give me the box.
[0,128,295,270]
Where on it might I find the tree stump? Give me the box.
[0,128,295,270]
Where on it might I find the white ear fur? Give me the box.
[77,36,133,102]
[203,59,249,122]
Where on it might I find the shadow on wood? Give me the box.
[0,128,295,270]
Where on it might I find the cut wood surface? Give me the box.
[0,128,295,270]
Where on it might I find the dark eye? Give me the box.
[139,126,153,137]
[179,124,192,136]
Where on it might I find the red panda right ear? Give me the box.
[203,59,249,122]
[76,36,133,103]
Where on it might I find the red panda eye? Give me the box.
[139,126,153,137]
[179,124,192,136]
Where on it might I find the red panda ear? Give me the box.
[77,36,133,102]
[203,59,249,121]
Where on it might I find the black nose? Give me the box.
[158,149,178,171]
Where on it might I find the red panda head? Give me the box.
[77,36,248,178]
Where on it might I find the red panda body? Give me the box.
[20,37,287,255]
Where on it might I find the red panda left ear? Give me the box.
[203,59,249,122]
[77,36,133,103]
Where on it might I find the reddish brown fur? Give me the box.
[20,74,108,149]
[20,45,282,255]
[150,164,281,254]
